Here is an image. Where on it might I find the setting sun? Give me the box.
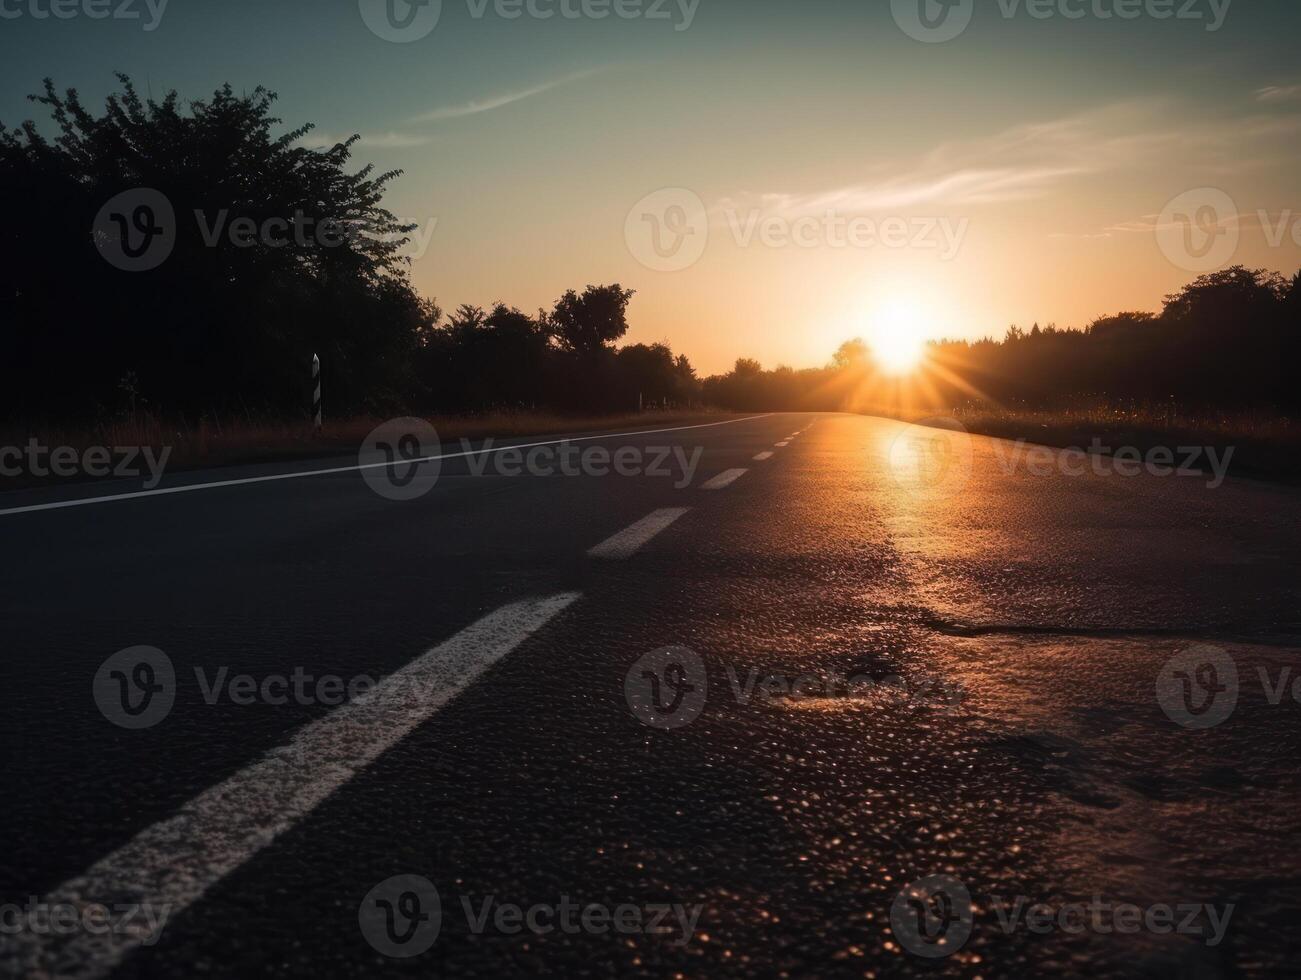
[868,301,929,374]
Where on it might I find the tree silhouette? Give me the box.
[6,80,1293,427]
[704,266,1301,416]
[0,75,427,419]
[549,284,635,354]
[833,339,868,369]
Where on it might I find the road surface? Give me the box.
[2,412,1299,978]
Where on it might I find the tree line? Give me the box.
[0,77,699,422]
[416,293,699,414]
[704,266,1301,417]
[4,77,1297,425]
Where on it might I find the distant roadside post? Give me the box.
[312,353,322,431]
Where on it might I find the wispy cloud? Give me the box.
[297,130,432,150]
[1256,84,1301,103]
[717,103,1169,219]
[723,167,1083,218]
[1089,211,1283,238]
[361,131,435,148]
[410,68,604,124]
[731,96,1299,237]
[293,67,606,150]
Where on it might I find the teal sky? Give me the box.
[4,0,1300,372]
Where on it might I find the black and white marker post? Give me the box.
[312,353,322,431]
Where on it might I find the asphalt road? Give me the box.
[2,412,1299,978]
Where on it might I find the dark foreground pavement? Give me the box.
[2,413,1299,978]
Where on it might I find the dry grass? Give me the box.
[951,402,1298,442]
[878,401,1301,482]
[2,408,735,476]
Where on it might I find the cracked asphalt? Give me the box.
[2,412,1299,978]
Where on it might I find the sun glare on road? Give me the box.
[869,300,929,374]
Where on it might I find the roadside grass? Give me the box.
[884,402,1301,482]
[0,408,736,486]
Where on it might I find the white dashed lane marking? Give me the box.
[701,469,748,490]
[587,508,691,560]
[2,593,580,979]
[0,414,773,519]
[753,452,774,461]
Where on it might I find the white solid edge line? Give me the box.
[587,508,691,560]
[0,592,580,979]
[753,452,774,461]
[701,469,748,491]
[0,415,774,518]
